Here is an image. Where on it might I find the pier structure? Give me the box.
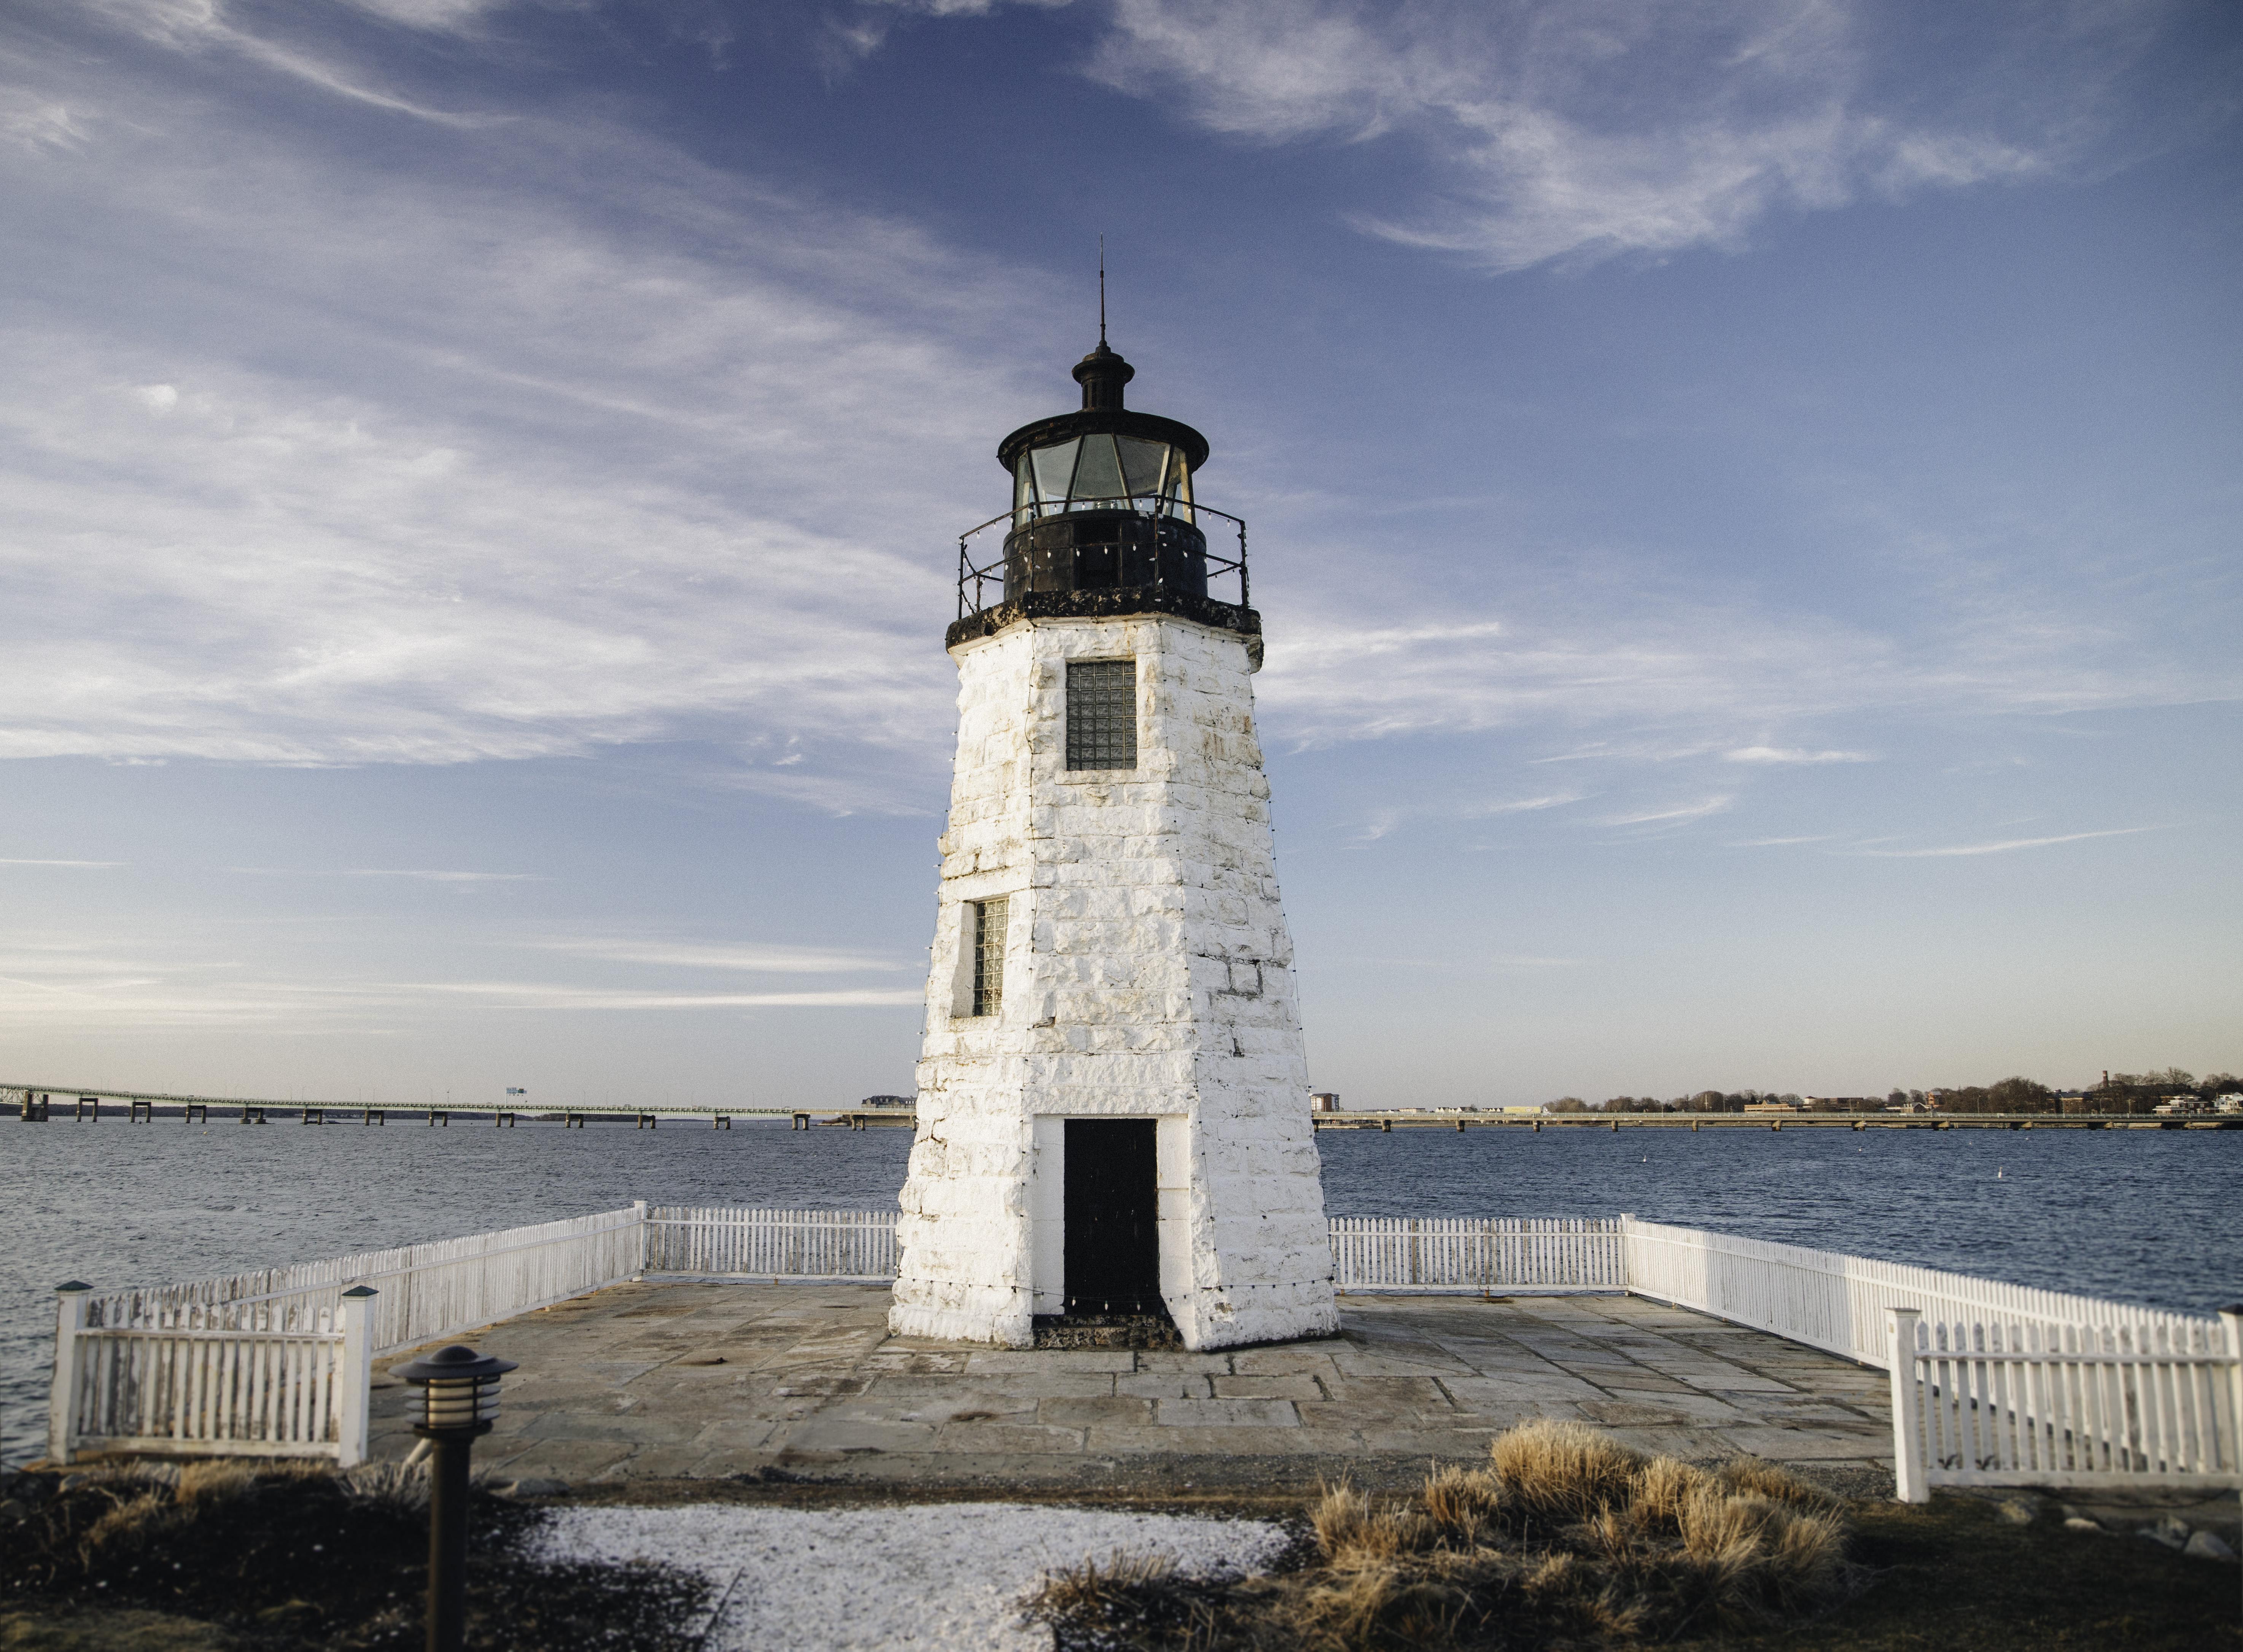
[41,1200,2243,1517]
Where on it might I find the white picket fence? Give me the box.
[50,1206,647,1464]
[1617,1216,2226,1371]
[47,1205,2242,1501]
[1327,1216,1623,1290]
[644,1207,897,1279]
[1613,1217,2240,1499]
[1883,1305,2243,1500]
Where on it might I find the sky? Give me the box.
[1,0,2237,1112]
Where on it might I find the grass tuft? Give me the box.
[1024,1421,1866,1649]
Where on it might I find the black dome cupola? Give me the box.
[995,345,1210,494]
[1072,340,1133,410]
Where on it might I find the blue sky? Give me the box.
[1,0,2237,1110]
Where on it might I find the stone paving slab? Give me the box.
[369,1285,1897,1491]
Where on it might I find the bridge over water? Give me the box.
[10,1082,2234,1134]
[4,1083,912,1130]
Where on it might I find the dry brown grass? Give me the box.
[1023,1421,1861,1650]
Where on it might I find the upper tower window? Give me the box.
[1066,659,1138,771]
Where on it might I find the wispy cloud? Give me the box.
[351,869,538,883]
[528,940,912,974]
[1349,789,1580,842]
[1727,835,1835,847]
[1724,746,1872,765]
[1075,0,2160,272]
[0,18,1034,776]
[1465,793,1581,817]
[1853,826,2165,859]
[83,0,491,126]
[1599,797,1734,828]
[0,857,126,867]
[0,930,926,1033]
[227,868,542,882]
[423,982,923,1010]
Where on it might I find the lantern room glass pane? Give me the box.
[1072,434,1124,504]
[1031,440,1078,507]
[1116,437,1166,499]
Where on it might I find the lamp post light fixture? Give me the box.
[394,1344,516,1652]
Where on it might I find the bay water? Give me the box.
[6,1116,2237,1465]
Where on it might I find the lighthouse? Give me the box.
[888,337,1339,1353]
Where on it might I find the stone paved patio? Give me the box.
[369,1283,1896,1492]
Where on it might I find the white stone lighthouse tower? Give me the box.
[889,339,1338,1353]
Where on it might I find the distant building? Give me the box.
[1311,1092,1341,1112]
[2152,1096,2213,1116]
[1800,1096,1876,1113]
[860,1094,914,1109]
[1742,1100,1799,1113]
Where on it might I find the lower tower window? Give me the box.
[971,897,1008,1017]
[1066,658,1137,770]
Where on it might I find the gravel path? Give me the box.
[530,1502,1291,1650]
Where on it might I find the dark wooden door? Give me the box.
[1063,1118,1160,1314]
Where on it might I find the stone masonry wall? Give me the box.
[889,613,1338,1350]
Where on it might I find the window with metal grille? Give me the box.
[971,897,1008,1018]
[1066,659,1137,771]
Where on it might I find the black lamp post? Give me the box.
[394,1344,516,1652]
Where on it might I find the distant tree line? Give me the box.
[1920,1077,2055,1114]
[2076,1068,2238,1116]
[1544,1091,1808,1115]
[1535,1069,2237,1117]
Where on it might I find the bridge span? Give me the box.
[10,1083,2232,1134]
[4,1083,914,1130]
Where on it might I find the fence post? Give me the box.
[2220,1305,2243,1474]
[1888,1307,1928,1503]
[334,1285,378,1468]
[633,1200,649,1280]
[47,1282,91,1466]
[1617,1215,1637,1296]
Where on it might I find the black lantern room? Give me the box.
[949,340,1255,653]
[994,343,1212,605]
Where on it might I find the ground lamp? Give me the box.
[395,1344,516,1652]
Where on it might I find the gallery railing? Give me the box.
[955,496,1248,624]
